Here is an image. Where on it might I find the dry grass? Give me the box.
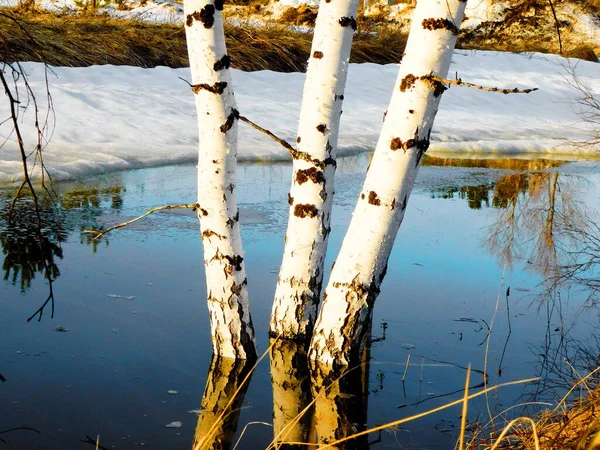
[0,7,406,71]
[276,4,317,26]
[467,387,600,449]
[457,0,599,62]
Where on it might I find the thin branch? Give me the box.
[83,204,197,240]
[27,290,54,322]
[238,115,295,155]
[79,435,110,450]
[547,0,563,54]
[2,67,56,322]
[0,426,41,436]
[429,74,538,94]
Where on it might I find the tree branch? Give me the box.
[83,204,197,240]
[238,115,295,155]
[428,74,538,94]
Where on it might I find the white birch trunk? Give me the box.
[309,0,468,366]
[184,0,256,360]
[270,0,359,340]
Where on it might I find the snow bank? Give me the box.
[1,51,599,183]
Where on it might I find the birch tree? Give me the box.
[309,0,468,366]
[270,0,360,340]
[184,0,256,359]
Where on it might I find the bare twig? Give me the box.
[79,435,110,450]
[83,204,197,239]
[547,0,563,54]
[1,67,56,322]
[428,74,538,94]
[238,115,295,155]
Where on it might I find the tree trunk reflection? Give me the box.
[310,362,369,449]
[192,356,253,450]
[269,339,312,449]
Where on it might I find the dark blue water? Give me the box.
[2,155,600,449]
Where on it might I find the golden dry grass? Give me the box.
[0,7,407,71]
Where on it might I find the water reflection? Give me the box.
[310,362,370,449]
[0,196,65,292]
[0,182,124,320]
[270,339,312,449]
[192,356,254,450]
[430,160,591,283]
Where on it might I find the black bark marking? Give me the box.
[330,275,381,365]
[202,229,225,239]
[409,109,415,114]
[316,124,327,134]
[319,187,327,201]
[296,136,301,143]
[200,208,209,216]
[420,73,447,97]
[323,156,337,168]
[313,51,324,59]
[294,204,318,218]
[224,255,244,271]
[214,0,224,11]
[368,191,381,206]
[187,6,216,28]
[191,81,228,95]
[422,17,459,35]
[296,167,325,185]
[212,159,218,163]
[334,94,344,101]
[199,4,216,28]
[230,278,246,296]
[289,149,325,169]
[401,194,408,211]
[236,300,256,360]
[213,54,231,71]
[220,108,239,133]
[400,74,417,92]
[288,193,294,205]
[338,16,357,30]
[226,210,240,227]
[391,198,396,210]
[383,110,387,121]
[227,183,235,193]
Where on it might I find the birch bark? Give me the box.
[184,0,256,359]
[270,0,359,340]
[309,0,468,366]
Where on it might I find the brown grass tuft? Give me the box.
[277,4,317,27]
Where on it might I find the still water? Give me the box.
[2,154,600,449]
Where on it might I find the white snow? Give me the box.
[1,50,599,184]
[462,0,507,29]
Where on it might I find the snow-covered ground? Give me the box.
[1,50,599,183]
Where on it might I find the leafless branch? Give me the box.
[2,19,58,321]
[429,74,538,94]
[83,204,198,239]
[238,115,295,155]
